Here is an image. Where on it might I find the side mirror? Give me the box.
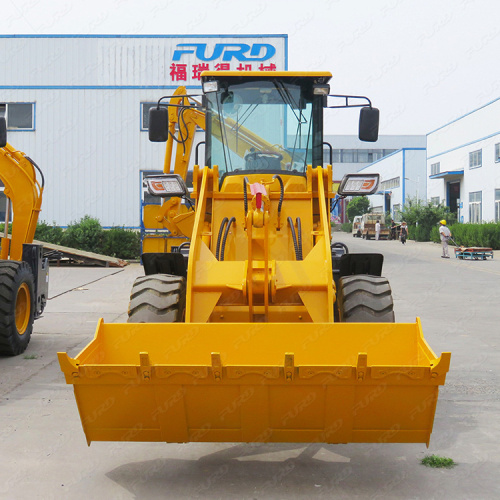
[359,107,379,142]
[0,117,6,148]
[337,173,380,196]
[148,107,169,142]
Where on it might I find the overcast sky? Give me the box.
[3,0,499,136]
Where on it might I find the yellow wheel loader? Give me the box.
[0,118,49,355]
[59,72,450,446]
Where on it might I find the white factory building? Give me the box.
[358,97,500,223]
[324,134,425,181]
[0,34,287,228]
[427,97,500,223]
[357,148,427,218]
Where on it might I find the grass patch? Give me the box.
[23,354,38,360]
[421,455,457,468]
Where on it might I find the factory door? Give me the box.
[447,182,460,214]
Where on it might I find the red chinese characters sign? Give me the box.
[169,62,278,82]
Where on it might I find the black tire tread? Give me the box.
[337,275,395,323]
[0,260,35,356]
[128,274,186,323]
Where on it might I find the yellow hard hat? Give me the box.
[440,220,446,225]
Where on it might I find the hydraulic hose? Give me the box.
[287,216,300,261]
[296,217,303,260]
[216,217,228,260]
[24,156,45,188]
[243,176,250,216]
[272,174,284,227]
[220,217,236,261]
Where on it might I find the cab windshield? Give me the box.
[206,80,315,175]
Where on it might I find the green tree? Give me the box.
[401,198,455,241]
[346,196,370,222]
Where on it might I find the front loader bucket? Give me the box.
[58,318,450,446]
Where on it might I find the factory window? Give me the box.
[0,103,35,130]
[469,191,482,223]
[371,206,383,213]
[342,150,355,163]
[322,148,395,164]
[495,190,500,222]
[392,204,401,220]
[495,143,500,163]
[380,177,400,190]
[141,102,158,130]
[469,149,482,169]
[430,162,440,176]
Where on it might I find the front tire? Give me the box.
[0,261,36,356]
[337,275,395,322]
[128,274,186,323]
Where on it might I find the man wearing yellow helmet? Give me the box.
[439,220,452,258]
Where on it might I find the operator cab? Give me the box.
[201,72,331,178]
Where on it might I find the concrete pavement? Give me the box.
[0,237,499,499]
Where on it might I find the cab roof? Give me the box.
[201,71,332,83]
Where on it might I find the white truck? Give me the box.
[361,213,389,240]
[352,215,363,237]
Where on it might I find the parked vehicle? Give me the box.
[361,213,390,240]
[352,215,362,237]
[0,117,49,355]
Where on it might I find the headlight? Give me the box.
[337,174,380,196]
[145,174,188,197]
[202,80,219,93]
[313,84,330,95]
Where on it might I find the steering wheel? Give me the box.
[331,242,349,255]
[244,151,283,170]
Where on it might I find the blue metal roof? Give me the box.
[429,170,464,179]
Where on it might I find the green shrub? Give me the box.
[35,221,64,245]
[447,222,500,248]
[430,222,500,249]
[430,226,440,243]
[102,227,141,260]
[63,216,105,254]
[0,223,13,234]
[341,222,352,233]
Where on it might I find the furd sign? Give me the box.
[173,43,277,62]
[167,35,287,85]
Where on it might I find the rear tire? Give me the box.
[0,261,36,356]
[128,274,186,323]
[337,275,395,322]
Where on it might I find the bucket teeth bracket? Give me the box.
[140,352,151,382]
[356,353,368,381]
[211,352,222,382]
[285,353,294,382]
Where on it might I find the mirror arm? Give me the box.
[325,94,372,109]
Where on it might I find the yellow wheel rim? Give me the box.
[15,283,30,335]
